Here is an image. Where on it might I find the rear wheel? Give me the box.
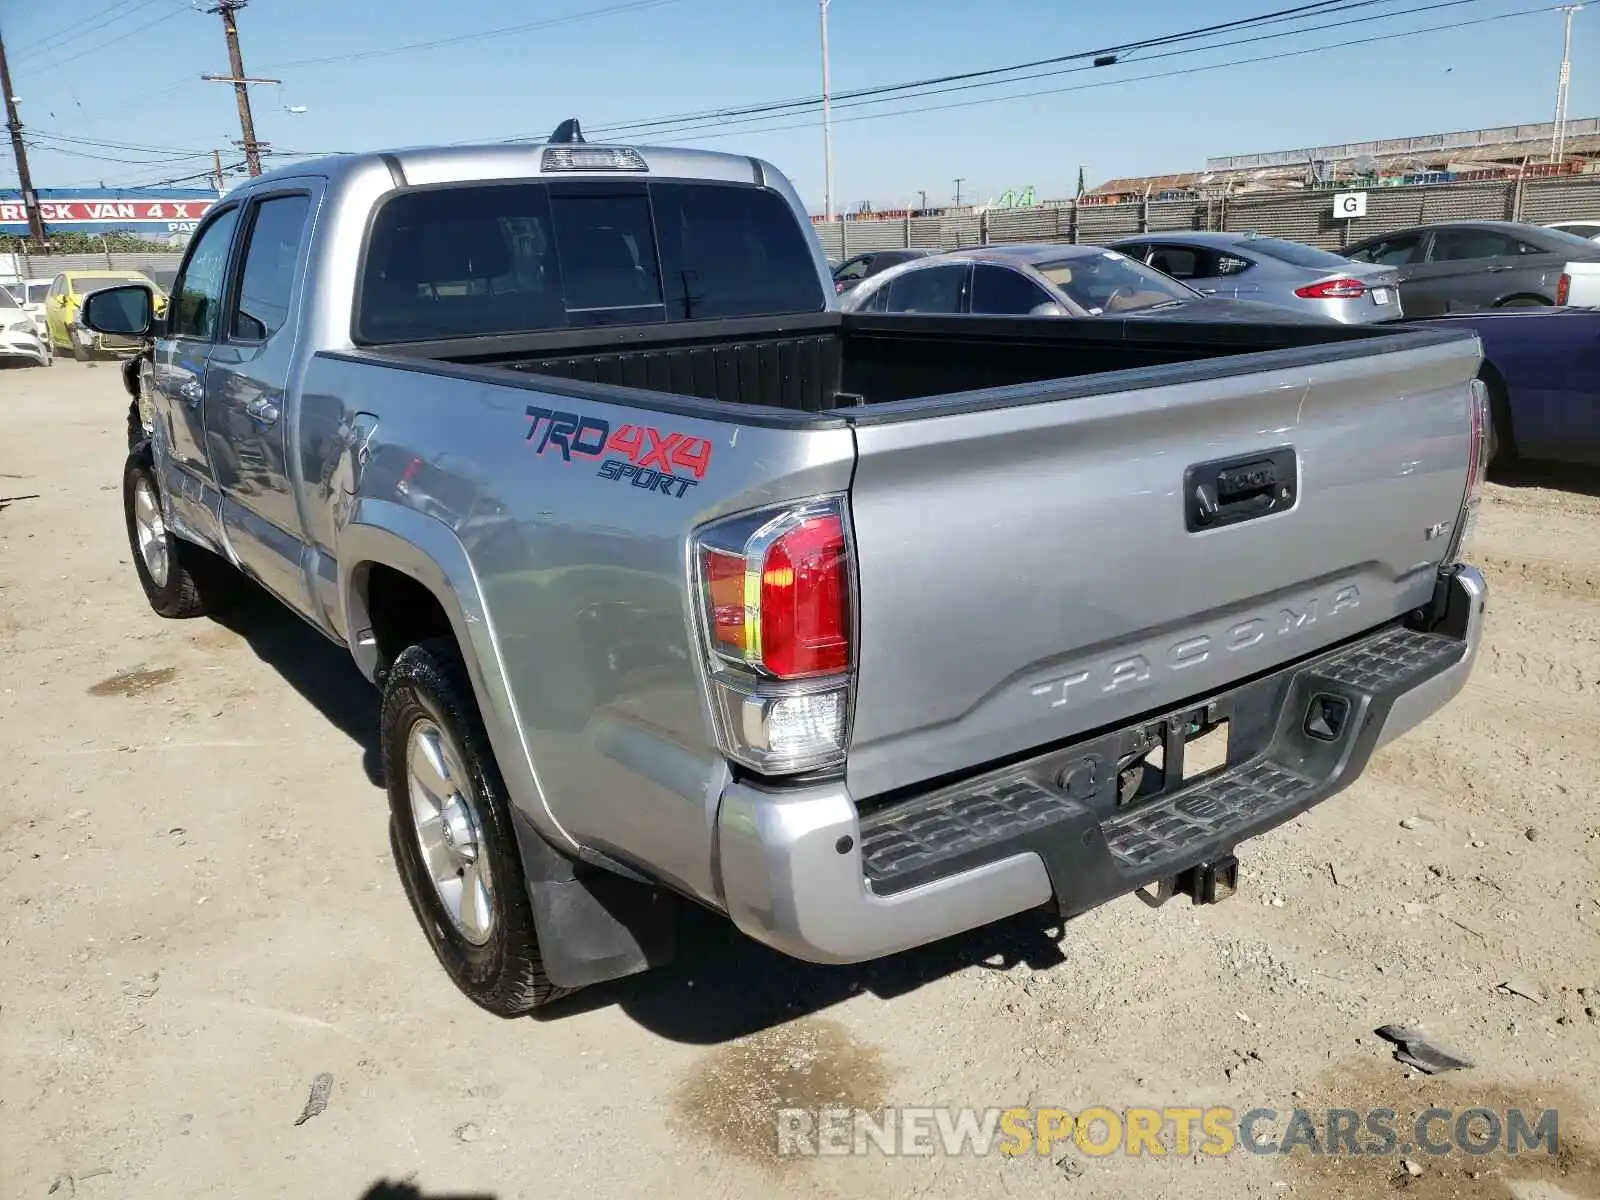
[382,637,571,1015]
[122,453,242,617]
[1495,294,1550,309]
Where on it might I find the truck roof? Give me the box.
[241,141,771,193]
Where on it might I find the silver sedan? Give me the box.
[1104,232,1403,324]
[839,243,1337,322]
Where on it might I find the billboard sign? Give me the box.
[0,188,218,240]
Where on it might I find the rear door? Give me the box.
[151,202,242,551]
[842,334,1483,799]
[1411,228,1533,312]
[204,184,319,614]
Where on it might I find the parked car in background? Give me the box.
[1105,232,1401,324]
[1416,306,1600,467]
[840,243,1332,321]
[1544,220,1600,242]
[43,270,170,359]
[1342,220,1600,316]
[139,264,179,292]
[0,283,50,367]
[830,247,942,296]
[18,278,51,338]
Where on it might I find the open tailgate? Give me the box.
[843,332,1482,800]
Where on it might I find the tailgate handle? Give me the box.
[1185,448,1297,532]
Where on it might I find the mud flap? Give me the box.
[511,808,678,989]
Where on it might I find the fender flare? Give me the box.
[339,498,579,852]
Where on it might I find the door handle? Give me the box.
[179,379,203,407]
[246,397,281,425]
[1485,264,1514,273]
[1185,448,1298,532]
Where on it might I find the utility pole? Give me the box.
[953,177,964,206]
[213,149,226,195]
[1550,5,1583,163]
[918,189,927,210]
[203,1,276,176]
[819,0,834,222]
[0,24,46,249]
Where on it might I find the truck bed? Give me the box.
[371,310,1423,416]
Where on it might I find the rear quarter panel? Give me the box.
[299,352,855,904]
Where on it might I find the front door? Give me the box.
[203,187,318,615]
[152,204,242,552]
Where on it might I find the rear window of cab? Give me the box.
[355,180,826,344]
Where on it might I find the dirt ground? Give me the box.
[2,358,1598,1200]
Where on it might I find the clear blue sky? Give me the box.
[1,0,1594,210]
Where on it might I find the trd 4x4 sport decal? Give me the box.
[525,406,713,499]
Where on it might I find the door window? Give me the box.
[1347,234,1425,265]
[169,207,241,339]
[833,256,871,283]
[883,264,968,313]
[1427,229,1521,263]
[230,194,311,341]
[970,264,1054,315]
[1145,245,1216,280]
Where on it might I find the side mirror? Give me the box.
[1028,301,1066,317]
[81,284,155,338]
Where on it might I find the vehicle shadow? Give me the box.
[539,900,1069,1045]
[211,580,1071,1042]
[208,584,384,786]
[1490,459,1600,498]
[358,1183,495,1200]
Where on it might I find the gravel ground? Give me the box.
[2,359,1598,1200]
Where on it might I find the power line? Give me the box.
[549,0,1419,142]
[21,6,188,75]
[11,0,162,61]
[255,0,685,71]
[650,4,1560,145]
[28,130,217,155]
[603,0,1502,144]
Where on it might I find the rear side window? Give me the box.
[232,194,311,341]
[883,263,968,313]
[1243,237,1352,269]
[356,180,825,343]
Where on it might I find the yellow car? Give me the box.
[44,270,169,360]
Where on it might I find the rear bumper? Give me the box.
[714,564,1486,964]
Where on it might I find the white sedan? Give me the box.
[0,285,50,367]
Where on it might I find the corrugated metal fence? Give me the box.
[814,176,1600,257]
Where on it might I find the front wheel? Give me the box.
[382,637,571,1015]
[122,453,241,617]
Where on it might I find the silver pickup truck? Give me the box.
[84,123,1490,1015]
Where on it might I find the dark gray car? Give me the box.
[831,247,941,296]
[1342,220,1600,316]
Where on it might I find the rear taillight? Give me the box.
[1558,272,1572,305]
[1445,379,1490,564]
[1295,277,1367,300]
[694,498,854,775]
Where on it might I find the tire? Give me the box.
[382,637,570,1015]
[122,453,242,618]
[71,334,89,363]
[1495,295,1550,309]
